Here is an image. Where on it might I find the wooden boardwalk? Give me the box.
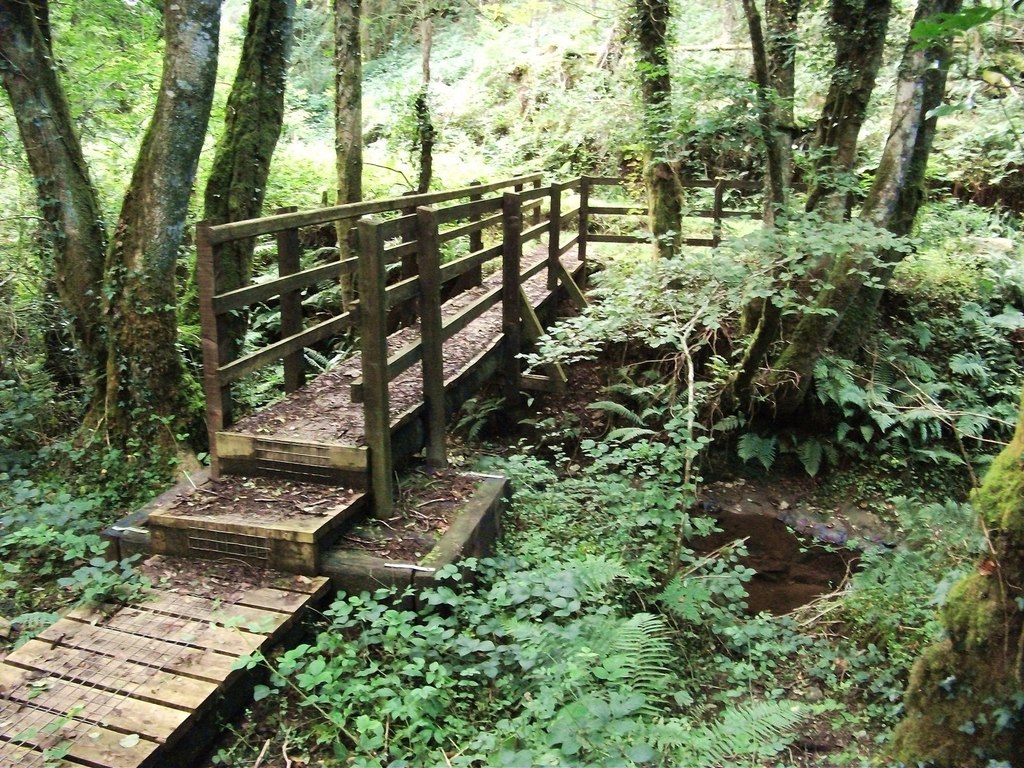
[0,571,329,767]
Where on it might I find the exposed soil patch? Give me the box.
[339,469,478,562]
[157,475,361,525]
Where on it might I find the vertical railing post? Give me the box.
[531,176,543,225]
[501,192,523,411]
[197,221,226,477]
[416,206,447,469]
[712,181,724,248]
[547,181,562,291]
[276,207,305,393]
[467,180,484,288]
[358,217,395,517]
[578,176,590,267]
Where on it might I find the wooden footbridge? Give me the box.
[1,173,760,767]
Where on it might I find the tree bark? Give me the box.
[892,386,1024,765]
[765,0,800,188]
[630,0,682,258]
[203,0,294,361]
[805,0,892,217]
[0,0,108,397]
[723,0,960,420]
[335,0,362,305]
[759,0,961,418]
[415,15,434,194]
[94,0,222,446]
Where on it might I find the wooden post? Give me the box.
[531,176,543,225]
[712,181,724,248]
[578,176,590,267]
[416,206,447,469]
[467,181,484,288]
[358,217,395,517]
[276,207,305,393]
[547,181,562,291]
[502,192,523,410]
[197,221,226,477]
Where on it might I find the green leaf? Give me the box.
[252,684,272,702]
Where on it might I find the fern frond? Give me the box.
[675,699,807,765]
[587,400,644,426]
[608,427,657,443]
[737,433,777,471]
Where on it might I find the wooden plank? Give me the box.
[560,206,580,226]
[588,204,645,215]
[442,284,502,341]
[197,221,228,470]
[547,181,561,291]
[0,699,160,767]
[417,206,447,469]
[0,739,53,766]
[358,218,395,518]
[560,177,582,192]
[35,622,237,684]
[502,193,523,407]
[519,288,566,390]
[559,234,580,256]
[588,233,647,244]
[521,257,546,282]
[233,587,318,614]
[218,311,354,385]
[276,210,306,393]
[215,433,368,472]
[522,219,548,244]
[554,259,588,310]
[64,607,263,657]
[437,211,502,244]
[578,177,590,264]
[206,173,542,242]
[0,664,189,741]
[433,197,503,225]
[438,244,501,286]
[385,274,420,309]
[6,640,217,712]
[136,593,289,634]
[266,574,330,596]
[211,259,351,315]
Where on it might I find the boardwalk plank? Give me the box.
[64,606,264,656]
[36,621,238,683]
[0,699,160,767]
[0,665,187,741]
[6,640,216,711]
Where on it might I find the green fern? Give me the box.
[737,432,777,471]
[587,399,645,426]
[652,699,807,765]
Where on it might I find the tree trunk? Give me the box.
[630,0,682,258]
[335,0,362,307]
[725,0,960,420]
[415,15,434,194]
[765,0,800,188]
[805,0,892,217]
[203,0,294,361]
[0,0,108,398]
[892,386,1024,765]
[94,0,222,447]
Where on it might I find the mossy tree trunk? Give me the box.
[335,0,362,306]
[724,0,960,421]
[0,0,108,399]
[892,386,1024,765]
[765,0,800,189]
[92,0,222,449]
[805,0,892,218]
[630,0,682,258]
[415,14,435,194]
[203,0,294,362]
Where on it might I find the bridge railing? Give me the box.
[196,173,759,513]
[196,173,543,458]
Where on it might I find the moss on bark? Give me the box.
[892,388,1024,766]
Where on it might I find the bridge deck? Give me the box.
[214,247,580,484]
[0,567,329,767]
